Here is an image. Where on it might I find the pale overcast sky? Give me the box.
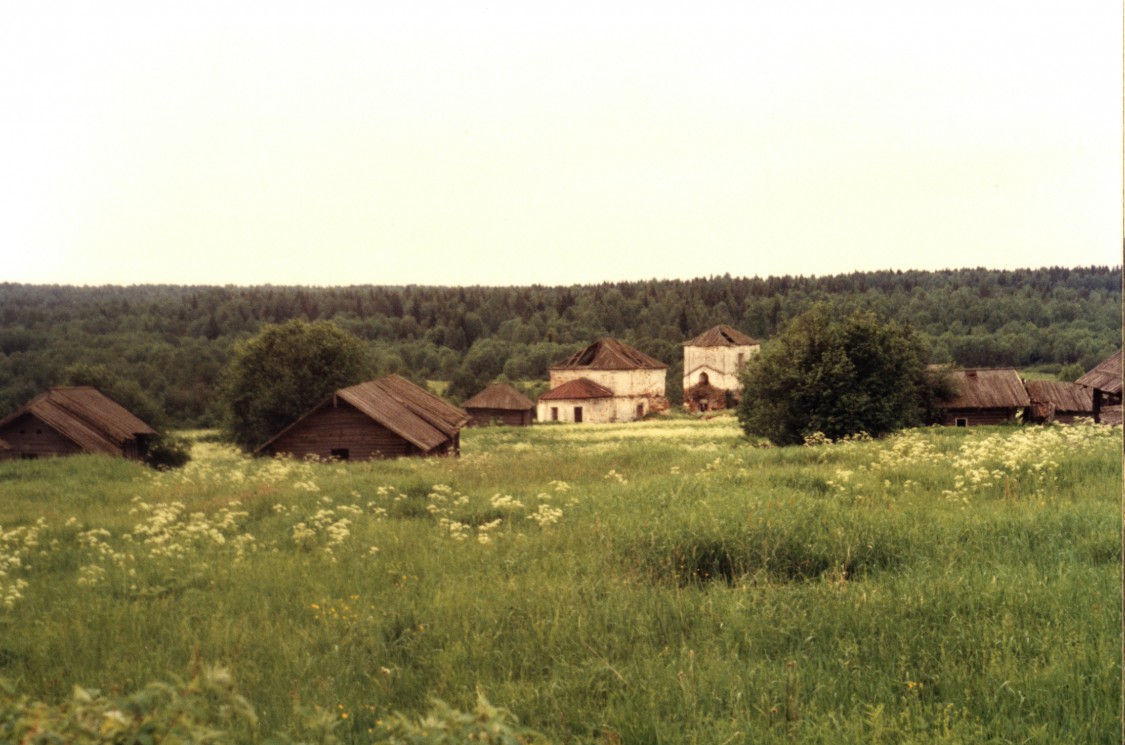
[1,2,1120,287]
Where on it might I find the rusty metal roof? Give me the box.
[538,378,615,401]
[551,338,666,371]
[256,375,468,454]
[1023,380,1093,413]
[1076,350,1122,395]
[462,383,535,411]
[945,369,1031,410]
[684,324,759,347]
[0,387,156,456]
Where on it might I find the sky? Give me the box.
[1,1,1121,287]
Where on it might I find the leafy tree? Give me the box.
[737,306,941,445]
[1057,362,1086,382]
[220,320,371,451]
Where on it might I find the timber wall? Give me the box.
[263,404,426,460]
[0,413,87,458]
[466,408,533,427]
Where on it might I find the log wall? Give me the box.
[0,413,86,458]
[263,403,430,460]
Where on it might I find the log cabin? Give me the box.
[255,375,469,460]
[0,386,156,461]
[462,383,535,427]
[1076,350,1122,424]
[941,369,1030,426]
[1022,380,1093,424]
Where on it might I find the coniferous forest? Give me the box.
[0,266,1119,428]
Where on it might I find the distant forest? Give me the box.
[0,266,1120,428]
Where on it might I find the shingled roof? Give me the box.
[462,383,534,411]
[945,369,1031,409]
[1023,380,1093,414]
[551,338,666,371]
[1076,350,1122,395]
[539,378,615,401]
[0,387,156,456]
[684,324,759,347]
[257,375,469,454]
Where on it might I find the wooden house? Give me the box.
[0,386,156,461]
[256,375,469,460]
[540,338,668,423]
[462,383,535,427]
[682,324,760,412]
[1076,350,1122,424]
[941,369,1030,426]
[537,378,615,423]
[1022,380,1093,424]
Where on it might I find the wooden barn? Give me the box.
[0,386,156,461]
[541,338,668,423]
[1022,380,1093,424]
[682,324,760,412]
[1076,349,1122,424]
[941,369,1031,426]
[537,378,615,423]
[255,375,469,460]
[462,383,535,427]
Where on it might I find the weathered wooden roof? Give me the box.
[0,387,156,455]
[1076,350,1122,395]
[945,369,1031,410]
[257,375,468,454]
[551,338,666,371]
[684,324,759,347]
[462,383,535,411]
[538,378,615,401]
[1023,380,1093,413]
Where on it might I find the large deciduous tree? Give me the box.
[737,306,944,445]
[221,320,371,451]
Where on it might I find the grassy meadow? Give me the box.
[0,416,1120,743]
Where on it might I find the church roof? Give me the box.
[684,324,759,347]
[551,338,666,371]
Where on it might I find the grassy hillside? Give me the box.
[0,417,1120,743]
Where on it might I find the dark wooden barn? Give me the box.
[1022,380,1093,424]
[1076,350,1122,424]
[255,375,469,461]
[462,383,535,427]
[941,369,1031,426]
[0,386,156,461]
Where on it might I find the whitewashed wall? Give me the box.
[682,345,758,391]
[537,397,616,424]
[541,368,667,423]
[549,368,666,397]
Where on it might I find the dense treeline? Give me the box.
[0,266,1119,428]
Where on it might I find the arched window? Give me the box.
[699,371,709,385]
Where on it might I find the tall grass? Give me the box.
[0,417,1119,743]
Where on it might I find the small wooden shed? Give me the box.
[462,383,535,427]
[1022,380,1094,424]
[0,386,156,461]
[256,375,469,460]
[1076,350,1122,424]
[941,369,1031,426]
[537,378,615,424]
